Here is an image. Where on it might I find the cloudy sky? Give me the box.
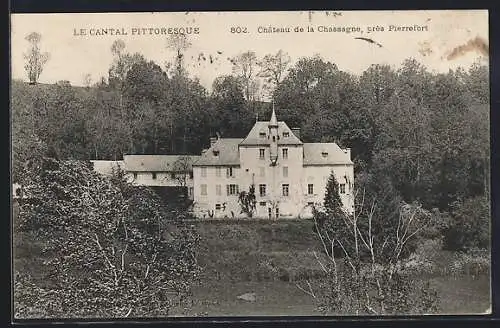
[11,10,488,89]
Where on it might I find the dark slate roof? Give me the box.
[124,155,200,172]
[303,143,353,165]
[192,138,243,166]
[239,121,303,146]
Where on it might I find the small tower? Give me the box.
[268,102,278,165]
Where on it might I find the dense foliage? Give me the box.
[14,158,200,318]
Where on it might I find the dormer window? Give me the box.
[259,131,266,138]
[283,132,289,138]
[213,149,219,156]
[322,151,328,158]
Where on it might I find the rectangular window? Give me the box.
[340,183,346,194]
[201,167,207,177]
[283,131,290,138]
[226,167,233,177]
[282,184,289,196]
[170,172,176,179]
[259,132,266,138]
[216,167,221,177]
[215,203,221,210]
[259,167,265,177]
[133,172,137,179]
[188,187,193,197]
[152,172,157,180]
[282,148,288,159]
[189,172,193,179]
[201,184,207,196]
[259,201,267,206]
[308,184,314,195]
[283,166,288,178]
[307,202,314,206]
[216,184,222,196]
[259,148,265,159]
[259,184,266,197]
[227,184,239,195]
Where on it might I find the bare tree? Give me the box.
[297,190,439,315]
[23,32,50,85]
[171,155,193,187]
[83,73,93,89]
[258,50,291,96]
[166,34,192,77]
[230,51,259,101]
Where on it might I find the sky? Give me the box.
[10,10,489,90]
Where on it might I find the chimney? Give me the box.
[291,127,301,139]
[210,136,217,147]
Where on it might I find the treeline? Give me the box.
[12,45,489,215]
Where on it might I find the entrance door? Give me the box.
[268,207,272,219]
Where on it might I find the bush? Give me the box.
[449,249,490,278]
[444,196,490,252]
[14,157,200,318]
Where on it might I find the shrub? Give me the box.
[14,157,200,318]
[444,196,490,252]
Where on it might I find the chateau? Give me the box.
[192,107,354,219]
[90,107,355,219]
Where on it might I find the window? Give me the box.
[216,166,221,177]
[272,136,276,142]
[308,202,314,206]
[226,167,233,177]
[259,132,266,138]
[215,203,221,210]
[283,131,290,138]
[259,167,265,177]
[189,172,193,179]
[152,172,157,180]
[201,167,207,177]
[282,148,288,159]
[188,187,193,197]
[216,184,222,196]
[340,183,346,194]
[259,201,267,206]
[283,166,288,178]
[201,184,207,195]
[259,149,265,159]
[308,184,314,195]
[227,184,239,195]
[133,172,137,179]
[322,151,328,158]
[282,184,289,196]
[170,172,176,179]
[259,184,266,197]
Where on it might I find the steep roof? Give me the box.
[124,155,200,172]
[192,138,243,166]
[303,143,353,165]
[239,121,303,146]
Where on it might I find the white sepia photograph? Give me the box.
[10,10,491,319]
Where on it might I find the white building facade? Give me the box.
[192,108,354,219]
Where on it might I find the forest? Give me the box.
[13,37,489,213]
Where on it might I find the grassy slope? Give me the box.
[13,206,490,316]
[189,220,491,316]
